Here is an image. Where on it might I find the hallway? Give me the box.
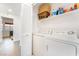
[0,39,21,56]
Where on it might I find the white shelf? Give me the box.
[39,9,79,23]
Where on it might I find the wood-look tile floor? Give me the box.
[0,39,21,56]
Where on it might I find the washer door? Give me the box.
[47,39,76,56]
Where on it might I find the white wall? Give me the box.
[33,4,41,33]
[0,16,2,42]
[13,16,21,41]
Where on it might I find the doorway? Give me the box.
[1,17,13,40]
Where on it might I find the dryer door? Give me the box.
[47,39,76,56]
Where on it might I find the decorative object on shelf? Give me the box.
[38,3,51,20]
[77,3,79,9]
[38,11,50,19]
[38,3,51,13]
[64,8,68,13]
[69,7,74,11]
[58,7,64,15]
[52,9,58,16]
[74,3,77,9]
[38,3,79,20]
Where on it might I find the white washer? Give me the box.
[33,33,79,56]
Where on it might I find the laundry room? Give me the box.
[33,3,79,56]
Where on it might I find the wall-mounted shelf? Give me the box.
[39,9,79,23]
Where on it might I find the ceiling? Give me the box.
[0,3,21,17]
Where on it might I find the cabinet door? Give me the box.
[47,39,76,56]
[33,35,40,55]
[33,35,47,56]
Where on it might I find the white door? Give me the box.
[47,39,76,56]
[21,4,32,56]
